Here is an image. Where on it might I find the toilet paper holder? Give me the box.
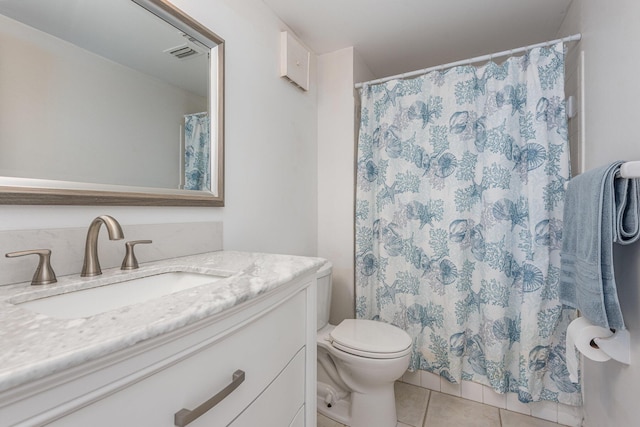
[592,329,630,365]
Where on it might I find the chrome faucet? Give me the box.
[81,215,124,277]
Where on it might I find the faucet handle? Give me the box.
[121,240,152,270]
[6,249,57,286]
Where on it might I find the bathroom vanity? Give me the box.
[0,251,321,426]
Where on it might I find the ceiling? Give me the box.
[0,0,209,96]
[262,0,574,80]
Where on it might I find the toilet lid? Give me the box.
[330,319,412,359]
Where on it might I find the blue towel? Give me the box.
[559,161,640,330]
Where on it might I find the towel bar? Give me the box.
[619,161,640,179]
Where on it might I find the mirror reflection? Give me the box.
[0,0,223,201]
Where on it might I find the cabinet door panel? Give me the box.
[47,291,306,427]
[289,406,305,427]
[229,349,305,427]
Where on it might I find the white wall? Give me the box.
[317,47,375,324]
[558,1,640,426]
[317,48,355,324]
[0,0,318,259]
[0,14,206,189]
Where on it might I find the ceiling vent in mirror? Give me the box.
[164,42,204,60]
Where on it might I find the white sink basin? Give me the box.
[16,271,226,319]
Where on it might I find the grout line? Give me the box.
[422,390,433,427]
[405,379,572,426]
[321,386,567,427]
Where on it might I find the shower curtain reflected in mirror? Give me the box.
[355,42,581,405]
[184,112,210,191]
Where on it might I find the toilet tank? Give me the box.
[316,261,332,330]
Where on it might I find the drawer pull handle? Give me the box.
[174,369,245,426]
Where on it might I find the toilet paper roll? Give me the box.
[566,317,613,383]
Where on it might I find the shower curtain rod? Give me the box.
[355,33,582,89]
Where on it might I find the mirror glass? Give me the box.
[0,0,224,205]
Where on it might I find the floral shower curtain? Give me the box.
[355,42,580,405]
[184,112,210,191]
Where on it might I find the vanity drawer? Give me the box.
[289,406,306,427]
[46,291,306,427]
[229,348,305,427]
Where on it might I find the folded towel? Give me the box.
[559,161,640,330]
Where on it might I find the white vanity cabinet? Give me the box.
[0,273,317,427]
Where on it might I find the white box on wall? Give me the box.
[280,31,310,91]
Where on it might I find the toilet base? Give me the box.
[316,384,398,427]
[351,385,397,427]
[317,392,351,425]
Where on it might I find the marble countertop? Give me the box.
[0,251,324,393]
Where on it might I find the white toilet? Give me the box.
[316,262,412,427]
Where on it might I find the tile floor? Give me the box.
[317,382,571,427]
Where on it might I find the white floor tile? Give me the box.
[420,370,441,391]
[557,403,583,427]
[394,382,429,427]
[426,392,500,427]
[440,378,462,397]
[461,380,484,403]
[501,409,562,427]
[402,370,421,386]
[506,392,532,415]
[317,412,346,427]
[530,400,558,423]
[482,386,507,409]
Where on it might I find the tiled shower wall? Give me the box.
[400,370,582,426]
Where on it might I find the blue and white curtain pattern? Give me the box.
[355,42,580,405]
[184,112,210,191]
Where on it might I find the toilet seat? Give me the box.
[329,319,412,359]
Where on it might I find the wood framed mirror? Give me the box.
[0,0,224,206]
